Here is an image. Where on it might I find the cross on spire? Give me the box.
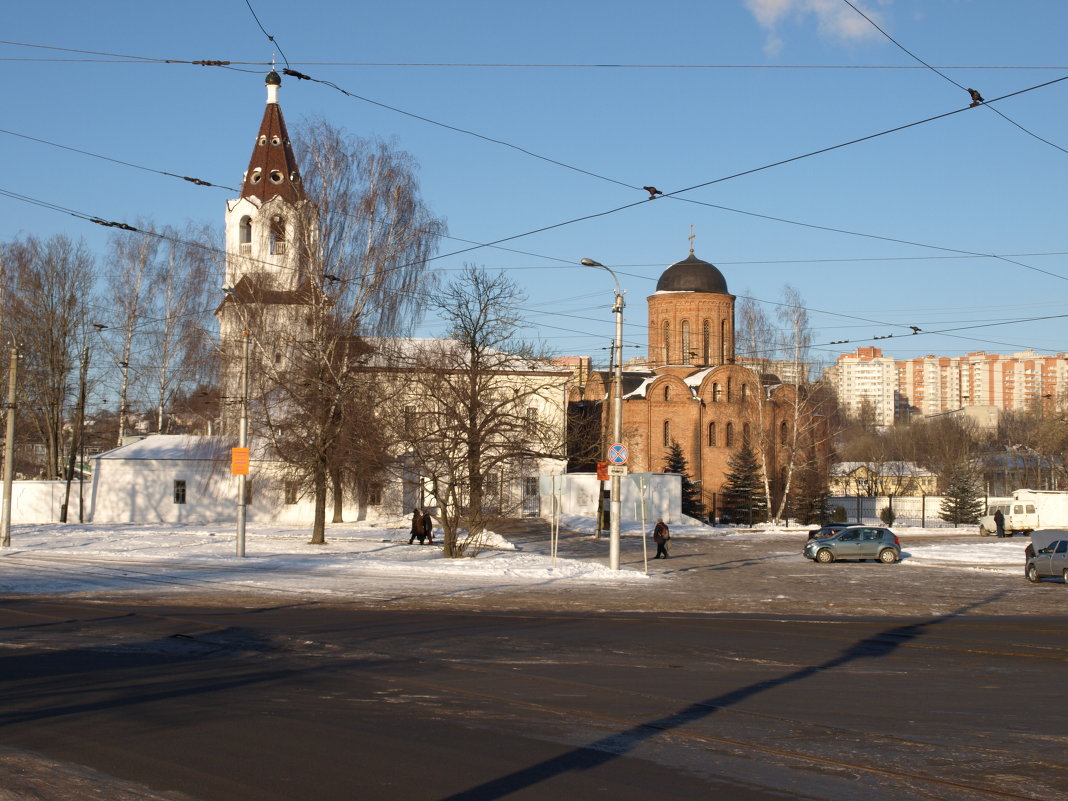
[688,225,696,255]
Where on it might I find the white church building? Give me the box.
[88,71,566,525]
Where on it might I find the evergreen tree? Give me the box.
[663,440,704,520]
[721,440,767,525]
[785,458,831,525]
[939,464,985,524]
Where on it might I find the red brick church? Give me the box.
[568,249,829,519]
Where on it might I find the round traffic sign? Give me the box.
[608,443,629,465]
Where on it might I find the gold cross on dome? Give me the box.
[688,225,696,254]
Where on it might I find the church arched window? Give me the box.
[663,419,671,446]
[664,385,671,401]
[740,383,748,402]
[712,382,721,402]
[725,422,734,447]
[682,321,691,365]
[727,377,733,402]
[662,322,670,364]
[780,421,789,446]
[743,422,751,444]
[708,422,716,447]
[239,216,252,246]
[720,319,727,364]
[702,321,710,365]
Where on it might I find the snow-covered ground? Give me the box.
[0,515,1034,602]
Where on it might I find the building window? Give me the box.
[780,421,789,446]
[662,322,670,364]
[727,377,733,402]
[663,420,671,446]
[743,422,751,443]
[404,405,416,436]
[173,480,186,504]
[368,483,383,506]
[702,321,710,365]
[284,481,299,505]
[740,383,748,401]
[664,385,671,401]
[526,406,538,432]
[708,422,716,446]
[712,382,721,402]
[725,422,734,447]
[239,215,252,245]
[269,216,286,255]
[720,319,727,363]
[682,321,691,365]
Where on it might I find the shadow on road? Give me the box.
[436,590,1010,801]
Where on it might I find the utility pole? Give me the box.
[61,346,89,523]
[1,343,17,547]
[236,328,250,557]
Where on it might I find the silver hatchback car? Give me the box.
[804,526,901,564]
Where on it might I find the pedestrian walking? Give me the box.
[422,509,434,544]
[994,507,1006,538]
[652,518,670,559]
[408,508,427,545]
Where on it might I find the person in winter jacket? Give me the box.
[422,509,434,544]
[652,518,670,559]
[408,508,427,545]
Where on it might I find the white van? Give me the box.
[979,490,1068,536]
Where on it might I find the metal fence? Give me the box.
[828,495,1011,528]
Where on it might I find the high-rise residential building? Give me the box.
[828,347,1068,424]
[825,347,898,426]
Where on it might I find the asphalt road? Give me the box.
[1,594,1065,801]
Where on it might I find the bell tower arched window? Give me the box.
[702,321,710,364]
[269,216,286,255]
[239,216,252,248]
[663,420,671,446]
[682,321,691,365]
[720,319,727,364]
[708,422,716,446]
[662,322,670,364]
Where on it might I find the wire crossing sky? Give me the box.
[4,0,1068,368]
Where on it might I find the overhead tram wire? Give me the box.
[4,184,1062,359]
[840,0,1068,157]
[242,0,291,70]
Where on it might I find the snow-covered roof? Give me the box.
[623,376,655,400]
[831,461,936,477]
[95,435,233,462]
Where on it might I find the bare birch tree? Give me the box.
[247,122,445,544]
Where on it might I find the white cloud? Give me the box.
[744,0,890,54]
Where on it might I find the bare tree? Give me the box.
[386,266,567,558]
[102,222,158,444]
[147,223,219,433]
[0,235,95,477]
[243,123,445,544]
[735,293,775,514]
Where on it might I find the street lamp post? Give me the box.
[1,342,17,548]
[581,258,624,570]
[223,287,251,558]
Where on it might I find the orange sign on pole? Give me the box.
[231,447,250,476]
[596,461,609,481]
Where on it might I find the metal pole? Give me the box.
[1,345,16,547]
[610,285,623,570]
[236,329,250,557]
[581,258,624,570]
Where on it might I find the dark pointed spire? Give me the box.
[240,71,304,203]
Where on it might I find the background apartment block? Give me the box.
[829,347,1068,424]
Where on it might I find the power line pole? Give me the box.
[236,328,250,557]
[60,346,89,523]
[1,343,17,547]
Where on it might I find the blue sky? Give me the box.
[5,0,1068,370]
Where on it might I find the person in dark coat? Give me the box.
[422,509,434,544]
[408,508,426,545]
[652,518,670,559]
[994,508,1006,538]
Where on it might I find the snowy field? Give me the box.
[0,515,1036,601]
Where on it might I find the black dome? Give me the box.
[655,252,728,294]
[266,70,282,85]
